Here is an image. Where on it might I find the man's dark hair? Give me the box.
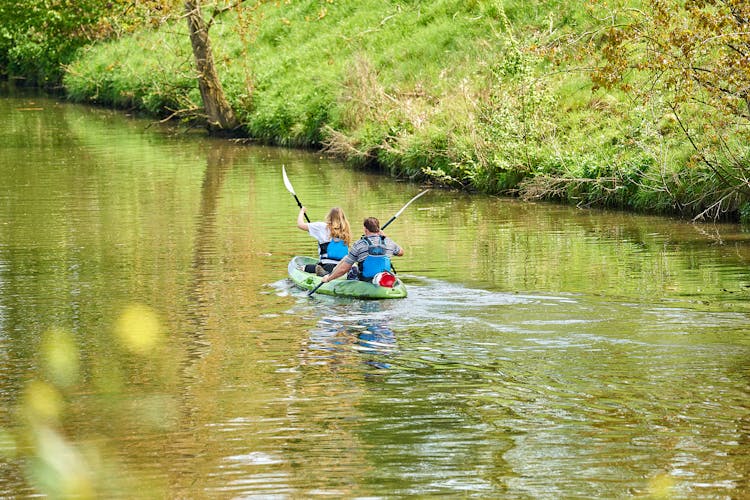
[363,217,380,233]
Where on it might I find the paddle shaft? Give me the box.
[381,216,396,231]
[307,281,325,296]
[294,194,311,223]
[381,189,428,231]
[378,189,428,273]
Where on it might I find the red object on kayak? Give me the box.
[373,271,396,288]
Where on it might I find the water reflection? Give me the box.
[186,142,236,360]
[300,301,399,371]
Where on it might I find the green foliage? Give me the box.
[584,0,750,218]
[0,0,181,85]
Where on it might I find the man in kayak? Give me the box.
[320,216,404,284]
[297,206,352,275]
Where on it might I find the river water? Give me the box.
[0,91,749,498]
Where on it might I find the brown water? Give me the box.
[0,91,749,498]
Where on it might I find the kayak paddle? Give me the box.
[308,188,429,297]
[380,189,428,275]
[381,189,429,230]
[307,280,326,297]
[283,165,310,223]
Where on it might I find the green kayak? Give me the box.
[288,256,407,299]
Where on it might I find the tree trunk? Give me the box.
[185,0,239,134]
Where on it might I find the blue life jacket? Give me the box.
[360,236,391,279]
[319,238,348,264]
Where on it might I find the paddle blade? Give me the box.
[282,165,296,195]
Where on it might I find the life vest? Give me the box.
[319,238,348,264]
[360,236,391,279]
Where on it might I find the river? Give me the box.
[1,90,749,498]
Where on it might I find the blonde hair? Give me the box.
[326,207,352,246]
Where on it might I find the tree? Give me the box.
[184,0,240,133]
[589,0,750,217]
[593,0,750,122]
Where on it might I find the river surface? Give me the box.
[0,90,749,498]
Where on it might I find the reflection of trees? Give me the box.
[185,143,236,359]
[0,94,196,496]
[0,94,97,417]
[412,190,750,300]
[166,141,236,495]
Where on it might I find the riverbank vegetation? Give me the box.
[2,0,749,221]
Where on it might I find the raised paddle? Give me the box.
[381,189,429,230]
[378,189,428,275]
[308,189,429,297]
[282,165,310,223]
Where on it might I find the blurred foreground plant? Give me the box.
[2,303,176,498]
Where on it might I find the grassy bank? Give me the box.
[61,0,749,221]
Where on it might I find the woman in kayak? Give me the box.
[297,206,352,275]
